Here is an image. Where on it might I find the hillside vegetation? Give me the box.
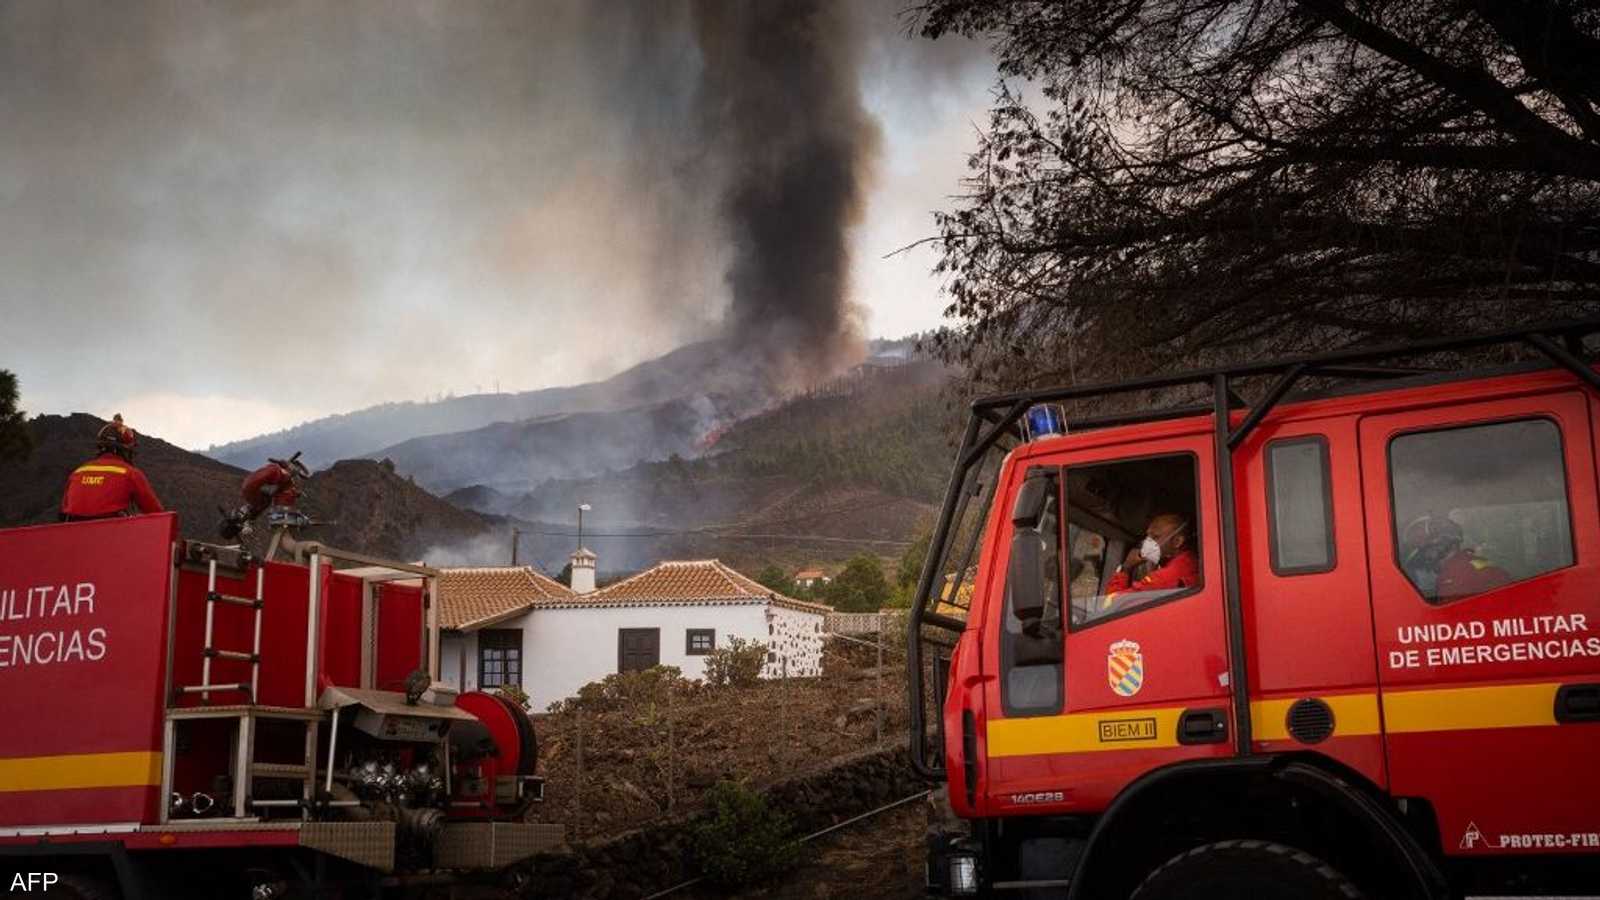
[445,360,960,574]
[705,360,955,502]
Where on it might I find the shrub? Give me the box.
[495,683,531,710]
[690,780,799,888]
[545,665,689,713]
[701,637,767,688]
[755,564,790,593]
[824,554,891,612]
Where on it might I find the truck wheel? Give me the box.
[1129,840,1363,900]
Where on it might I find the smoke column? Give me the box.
[691,0,880,390]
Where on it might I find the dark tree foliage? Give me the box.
[0,370,33,464]
[755,564,791,593]
[897,523,933,590]
[912,0,1600,389]
[825,553,893,612]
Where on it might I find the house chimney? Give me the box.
[570,547,597,595]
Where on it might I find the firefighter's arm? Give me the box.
[1106,559,1190,601]
[1104,567,1134,595]
[1133,562,1187,591]
[130,468,165,513]
[1104,545,1146,595]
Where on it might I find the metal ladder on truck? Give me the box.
[180,560,265,703]
[162,560,324,822]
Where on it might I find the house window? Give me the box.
[686,628,715,655]
[478,629,522,689]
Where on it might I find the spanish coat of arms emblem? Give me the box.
[1107,639,1144,697]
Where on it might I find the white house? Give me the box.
[793,568,831,590]
[436,565,576,697]
[436,552,832,711]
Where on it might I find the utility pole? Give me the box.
[511,527,521,565]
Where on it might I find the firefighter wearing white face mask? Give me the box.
[1101,513,1197,608]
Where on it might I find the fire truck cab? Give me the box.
[908,322,1600,899]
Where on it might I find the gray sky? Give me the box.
[0,1,994,449]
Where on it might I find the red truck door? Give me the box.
[981,433,1235,815]
[1359,390,1600,856]
[1239,420,1386,787]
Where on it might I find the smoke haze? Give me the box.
[0,1,994,448]
[692,0,879,388]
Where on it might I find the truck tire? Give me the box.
[1129,840,1363,900]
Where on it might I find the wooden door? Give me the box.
[618,628,660,672]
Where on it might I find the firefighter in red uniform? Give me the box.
[220,453,310,539]
[1102,512,1197,609]
[1402,515,1513,600]
[59,415,164,520]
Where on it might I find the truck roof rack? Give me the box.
[907,317,1600,779]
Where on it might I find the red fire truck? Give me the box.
[908,321,1600,898]
[0,515,558,898]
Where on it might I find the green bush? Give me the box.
[824,554,891,612]
[495,683,532,710]
[545,665,689,713]
[691,780,800,888]
[755,564,790,593]
[701,637,767,688]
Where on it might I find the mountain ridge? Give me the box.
[205,338,772,469]
[205,336,923,470]
[2,414,489,561]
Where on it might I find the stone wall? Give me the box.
[517,746,927,899]
[763,604,825,679]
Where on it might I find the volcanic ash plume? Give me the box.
[691,0,880,391]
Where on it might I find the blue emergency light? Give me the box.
[1021,403,1068,442]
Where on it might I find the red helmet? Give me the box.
[96,414,139,461]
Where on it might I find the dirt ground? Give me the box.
[680,801,929,900]
[529,637,911,841]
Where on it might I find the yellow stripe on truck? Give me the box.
[987,706,1187,757]
[0,751,162,792]
[1382,683,1558,734]
[984,682,1566,759]
[1252,693,1382,741]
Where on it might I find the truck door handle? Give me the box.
[1555,683,1600,723]
[1178,708,1228,745]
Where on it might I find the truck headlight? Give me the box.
[949,854,979,895]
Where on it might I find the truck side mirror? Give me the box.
[1009,467,1059,627]
[1010,532,1064,666]
[1009,529,1050,625]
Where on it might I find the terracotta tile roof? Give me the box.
[794,569,827,580]
[437,566,574,630]
[548,560,831,615]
